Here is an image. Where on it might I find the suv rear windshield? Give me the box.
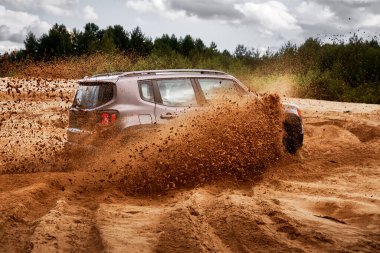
[72,83,114,109]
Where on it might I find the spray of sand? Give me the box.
[89,94,286,195]
[1,77,285,195]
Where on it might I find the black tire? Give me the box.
[283,114,303,154]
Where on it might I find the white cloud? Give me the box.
[0,5,50,39]
[360,13,380,27]
[0,40,24,53]
[126,0,188,20]
[295,2,335,25]
[0,5,50,52]
[83,5,98,21]
[0,0,78,16]
[331,0,377,4]
[234,1,301,32]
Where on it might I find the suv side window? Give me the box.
[139,81,154,103]
[197,78,240,100]
[157,79,197,106]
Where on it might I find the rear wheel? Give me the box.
[283,114,303,154]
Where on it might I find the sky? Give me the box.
[1,0,380,54]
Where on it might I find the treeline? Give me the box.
[16,23,228,61]
[289,36,380,103]
[2,23,380,103]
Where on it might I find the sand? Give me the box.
[0,77,379,253]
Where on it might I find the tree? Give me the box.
[130,27,144,50]
[169,34,180,52]
[38,23,73,59]
[234,44,250,58]
[208,41,218,55]
[98,30,117,53]
[84,23,102,53]
[108,25,129,52]
[24,32,39,59]
[278,41,298,57]
[222,49,231,57]
[154,34,174,55]
[194,38,206,53]
[130,26,152,56]
[298,37,321,72]
[71,28,82,55]
[180,35,195,57]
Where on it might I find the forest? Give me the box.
[1,23,379,103]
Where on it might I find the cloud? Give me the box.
[235,1,300,31]
[295,1,336,26]
[169,0,242,20]
[360,13,380,27]
[2,0,380,54]
[0,5,50,52]
[125,0,380,33]
[126,0,188,20]
[126,0,302,37]
[0,25,28,44]
[312,0,380,21]
[296,0,380,40]
[83,5,98,21]
[0,40,23,53]
[126,0,244,22]
[0,0,78,16]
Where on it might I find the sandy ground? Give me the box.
[0,78,379,253]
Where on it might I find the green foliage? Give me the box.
[3,22,380,104]
[293,36,380,103]
[129,26,153,56]
[24,32,39,59]
[23,23,73,60]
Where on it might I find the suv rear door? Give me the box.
[152,78,203,123]
[69,82,116,130]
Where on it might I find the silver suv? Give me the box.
[67,69,303,153]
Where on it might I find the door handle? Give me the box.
[160,113,176,119]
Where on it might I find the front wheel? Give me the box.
[283,114,303,154]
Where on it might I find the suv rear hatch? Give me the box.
[68,82,116,142]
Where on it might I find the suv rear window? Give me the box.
[198,78,240,100]
[72,83,114,109]
[139,82,155,103]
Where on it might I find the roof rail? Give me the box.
[118,69,227,78]
[91,72,126,78]
[86,69,228,80]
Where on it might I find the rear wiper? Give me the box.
[73,104,84,109]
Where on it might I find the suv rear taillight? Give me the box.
[297,108,302,118]
[99,110,119,126]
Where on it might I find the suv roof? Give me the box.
[80,69,229,82]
